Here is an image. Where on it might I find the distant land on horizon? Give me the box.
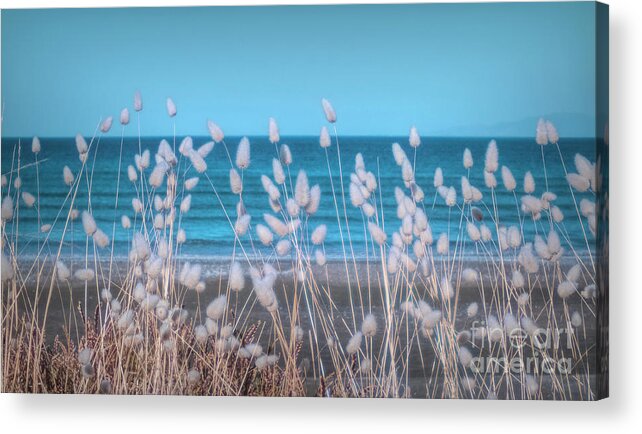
[434,113,595,138]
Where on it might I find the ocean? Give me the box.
[1,135,596,265]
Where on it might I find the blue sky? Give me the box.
[1,3,597,137]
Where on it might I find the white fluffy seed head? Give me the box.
[120,108,130,125]
[55,260,70,280]
[467,302,478,318]
[157,140,177,166]
[193,325,209,345]
[401,158,414,182]
[579,199,595,217]
[484,171,497,189]
[229,169,243,194]
[188,149,207,173]
[512,269,525,289]
[458,346,473,368]
[269,196,282,213]
[409,126,421,148]
[541,190,557,209]
[207,120,224,143]
[268,117,280,144]
[433,167,443,188]
[127,165,138,183]
[575,154,594,183]
[272,158,285,185]
[484,140,498,173]
[264,213,289,237]
[133,151,148,173]
[518,243,539,274]
[32,136,41,154]
[295,170,310,207]
[501,166,516,191]
[311,224,327,245]
[461,176,473,203]
[234,214,251,236]
[507,226,522,248]
[148,162,168,188]
[81,211,97,235]
[166,97,177,117]
[320,126,331,148]
[236,137,250,169]
[178,136,193,157]
[75,133,88,155]
[368,222,387,245]
[524,171,536,193]
[445,186,457,207]
[145,255,162,279]
[131,198,143,213]
[279,144,292,166]
[551,205,564,223]
[346,331,362,354]
[134,90,143,111]
[93,229,110,248]
[467,222,481,242]
[547,229,562,257]
[256,224,273,245]
[306,185,321,215]
[545,120,559,144]
[557,281,577,299]
[229,261,245,292]
[63,166,75,186]
[132,233,151,261]
[275,239,292,256]
[567,173,590,192]
[285,198,299,217]
[176,228,186,244]
[206,295,227,320]
[571,311,583,328]
[75,268,95,281]
[315,249,327,266]
[437,233,449,255]
[184,177,199,191]
[521,195,542,216]
[361,314,377,337]
[21,191,36,207]
[463,148,473,169]
[181,262,202,290]
[321,98,336,123]
[100,116,113,133]
[196,141,215,159]
[260,175,280,202]
[566,263,582,283]
[349,182,364,208]
[534,235,551,260]
[517,292,530,307]
[179,194,192,214]
[536,118,548,145]
[480,224,492,242]
[392,142,407,166]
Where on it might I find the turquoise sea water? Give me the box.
[1,135,596,263]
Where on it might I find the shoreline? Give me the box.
[12,253,594,282]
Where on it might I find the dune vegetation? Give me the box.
[1,94,601,399]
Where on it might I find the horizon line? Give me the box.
[0,134,598,141]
